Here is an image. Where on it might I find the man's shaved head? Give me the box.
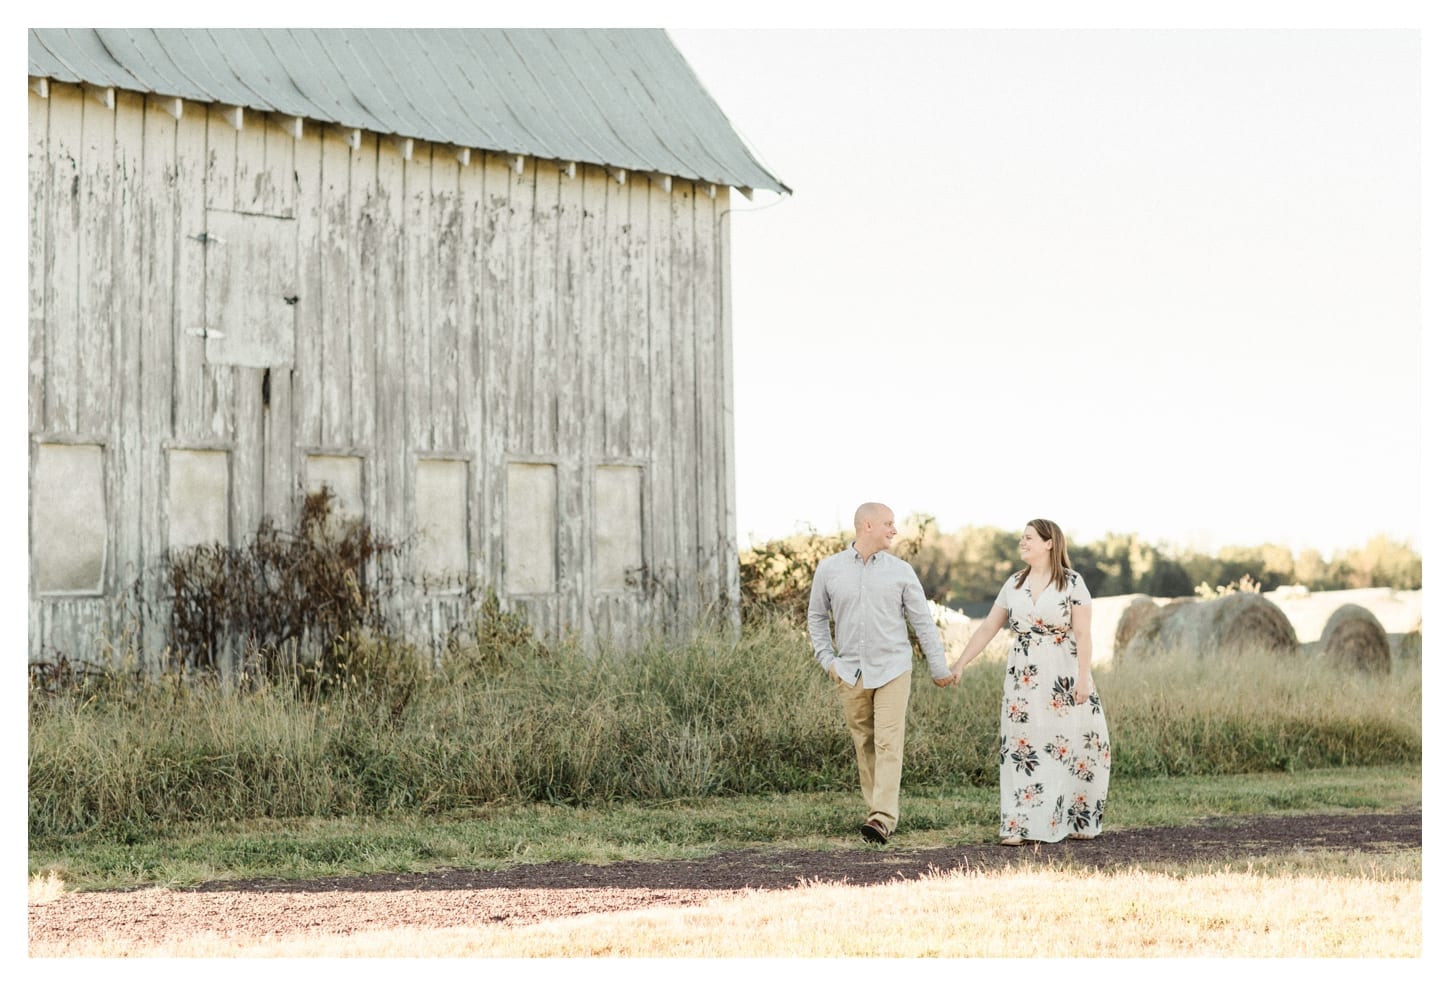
[853,502,890,532]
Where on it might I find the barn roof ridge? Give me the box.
[27,27,790,196]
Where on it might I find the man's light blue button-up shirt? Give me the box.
[807,543,949,688]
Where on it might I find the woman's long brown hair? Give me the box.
[1012,518,1072,592]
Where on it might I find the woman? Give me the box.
[951,519,1110,845]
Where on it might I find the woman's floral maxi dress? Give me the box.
[995,569,1110,842]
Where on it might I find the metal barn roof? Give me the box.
[27,28,789,195]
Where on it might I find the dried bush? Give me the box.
[159,486,404,684]
[738,529,851,627]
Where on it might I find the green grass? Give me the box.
[30,764,1420,890]
[29,617,1421,890]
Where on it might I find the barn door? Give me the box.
[201,209,298,539]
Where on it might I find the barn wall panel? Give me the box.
[112,90,146,589]
[138,94,181,656]
[31,88,742,660]
[480,153,513,590]
[428,147,463,454]
[317,129,353,450]
[349,133,380,455]
[372,140,407,547]
[28,90,48,437]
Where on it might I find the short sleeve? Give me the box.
[993,575,1017,611]
[1067,570,1092,607]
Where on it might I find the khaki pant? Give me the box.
[838,670,912,834]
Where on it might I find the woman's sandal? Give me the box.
[999,836,1024,846]
[1069,832,1096,840]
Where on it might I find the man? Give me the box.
[808,502,957,845]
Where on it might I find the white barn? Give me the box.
[27,28,789,665]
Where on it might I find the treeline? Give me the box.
[907,519,1421,611]
[739,519,1422,622]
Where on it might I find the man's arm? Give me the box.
[902,569,954,683]
[807,562,841,679]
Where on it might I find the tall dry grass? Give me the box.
[28,616,1420,840]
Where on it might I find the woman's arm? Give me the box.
[950,605,1008,676]
[1071,601,1094,703]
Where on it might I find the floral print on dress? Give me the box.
[1005,696,1030,724]
[990,569,1110,843]
[1050,676,1075,715]
[1007,736,1040,776]
[1014,783,1045,809]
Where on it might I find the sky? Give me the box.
[666,24,1429,558]
[6,8,1434,566]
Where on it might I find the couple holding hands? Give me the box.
[808,503,1110,846]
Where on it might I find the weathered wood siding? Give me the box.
[27,83,739,665]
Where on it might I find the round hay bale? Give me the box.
[1204,592,1299,656]
[1395,617,1422,666]
[1128,593,1298,660]
[1120,598,1196,663]
[1320,603,1392,675]
[1112,595,1158,658]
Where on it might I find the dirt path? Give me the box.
[29,806,1420,955]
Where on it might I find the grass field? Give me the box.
[28,613,1424,961]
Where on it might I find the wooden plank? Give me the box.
[429,145,461,452]
[402,144,433,453]
[261,113,298,219]
[585,165,609,461]
[229,115,272,539]
[29,599,44,664]
[233,365,265,543]
[480,152,513,588]
[456,151,486,584]
[717,195,740,618]
[173,102,208,439]
[38,599,106,664]
[42,83,82,436]
[349,132,378,453]
[507,158,535,454]
[669,181,701,622]
[372,137,406,541]
[28,89,49,437]
[623,173,651,461]
[262,362,294,525]
[643,172,675,630]
[139,94,180,659]
[234,106,267,215]
[204,103,237,212]
[293,127,323,450]
[580,167,610,624]
[531,163,560,456]
[111,91,146,589]
[693,184,722,612]
[556,164,585,633]
[77,84,115,440]
[199,108,234,442]
[598,164,625,460]
[317,127,353,449]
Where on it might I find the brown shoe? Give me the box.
[860,818,889,844]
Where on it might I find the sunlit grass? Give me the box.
[34,850,1419,959]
